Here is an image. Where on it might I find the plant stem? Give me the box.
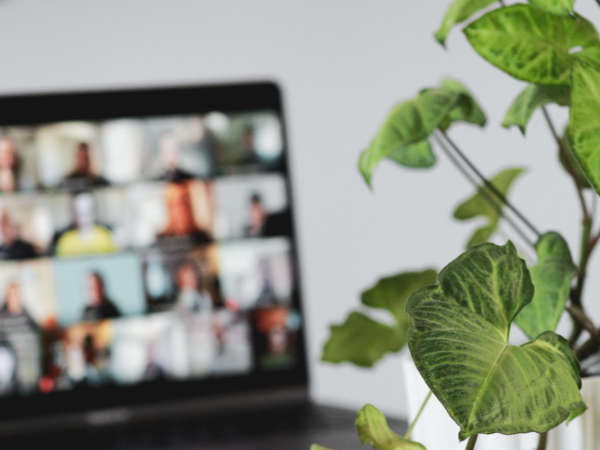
[466,434,479,450]
[576,332,600,361]
[541,106,597,347]
[537,432,548,450]
[404,391,432,440]
[570,216,594,346]
[567,305,599,340]
[439,130,541,239]
[433,133,535,248]
[575,217,593,307]
[541,106,590,222]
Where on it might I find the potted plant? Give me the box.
[312,1,600,449]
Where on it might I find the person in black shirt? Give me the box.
[81,272,121,321]
[154,183,213,251]
[244,193,291,238]
[156,134,195,182]
[60,143,109,191]
[0,210,36,261]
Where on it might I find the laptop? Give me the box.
[0,82,403,448]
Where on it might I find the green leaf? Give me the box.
[502,84,570,134]
[359,89,459,185]
[362,270,437,324]
[441,78,487,128]
[322,270,437,368]
[356,404,427,450]
[569,58,600,196]
[310,446,336,450]
[574,46,600,67]
[560,129,592,189]
[322,312,404,368]
[464,5,600,86]
[528,0,575,16]
[435,0,498,46]
[407,242,585,440]
[386,140,436,169]
[568,404,588,424]
[454,167,525,248]
[515,232,577,339]
[359,80,485,184]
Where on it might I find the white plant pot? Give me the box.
[401,352,600,450]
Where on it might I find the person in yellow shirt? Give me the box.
[55,193,117,257]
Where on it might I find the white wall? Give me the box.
[0,0,599,419]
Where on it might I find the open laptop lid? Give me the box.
[0,82,307,424]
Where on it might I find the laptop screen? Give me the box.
[0,82,307,422]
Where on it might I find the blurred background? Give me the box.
[0,0,600,420]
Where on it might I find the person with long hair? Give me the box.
[81,272,121,321]
[156,183,212,246]
[0,137,20,193]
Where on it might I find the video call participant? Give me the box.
[60,142,109,191]
[0,137,20,193]
[0,282,37,331]
[245,193,291,238]
[240,125,259,165]
[155,183,212,249]
[81,332,110,387]
[81,272,122,321]
[0,210,37,260]
[254,307,295,371]
[53,192,117,257]
[0,282,41,394]
[246,193,267,237]
[173,262,213,314]
[255,258,279,308]
[156,134,195,182]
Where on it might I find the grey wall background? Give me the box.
[0,0,599,419]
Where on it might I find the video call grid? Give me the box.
[0,109,302,399]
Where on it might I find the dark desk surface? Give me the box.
[0,404,407,450]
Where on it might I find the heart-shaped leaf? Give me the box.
[516,232,577,339]
[435,0,498,46]
[359,89,459,185]
[502,84,570,134]
[387,140,436,169]
[322,312,404,368]
[454,167,525,248]
[440,78,487,128]
[322,270,437,368]
[356,404,426,450]
[407,242,586,440]
[528,0,575,16]
[569,58,600,196]
[464,5,600,86]
[362,270,438,324]
[360,80,485,185]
